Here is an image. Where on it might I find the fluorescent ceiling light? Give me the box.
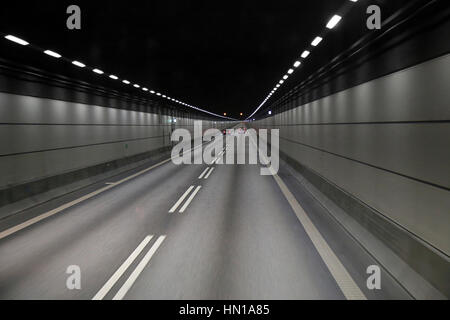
[93,69,104,75]
[287,69,294,74]
[5,35,29,46]
[44,50,61,58]
[133,84,140,88]
[294,61,301,68]
[283,75,288,80]
[122,80,130,84]
[150,90,155,94]
[276,84,280,88]
[326,15,342,29]
[156,93,161,96]
[279,80,284,84]
[301,50,310,58]
[311,36,323,46]
[109,75,119,80]
[72,61,86,68]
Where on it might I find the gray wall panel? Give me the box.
[0,137,165,186]
[0,125,165,155]
[277,124,450,188]
[0,92,227,189]
[253,54,450,256]
[281,139,450,255]
[271,54,450,125]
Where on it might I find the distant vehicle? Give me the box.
[222,128,246,135]
[236,127,247,134]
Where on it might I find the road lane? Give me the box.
[123,136,346,299]
[0,131,408,299]
[0,144,212,299]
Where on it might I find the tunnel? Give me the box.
[0,0,448,304]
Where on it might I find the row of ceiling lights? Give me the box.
[246,0,359,120]
[3,34,234,121]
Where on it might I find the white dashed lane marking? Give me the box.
[169,186,195,213]
[204,167,215,180]
[113,235,166,300]
[92,235,154,300]
[179,186,202,213]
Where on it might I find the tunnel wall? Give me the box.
[252,54,450,296]
[254,54,450,255]
[0,91,228,215]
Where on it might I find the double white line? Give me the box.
[93,235,166,300]
[0,140,212,241]
[169,185,202,213]
[199,167,214,180]
[213,149,226,164]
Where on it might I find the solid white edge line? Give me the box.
[179,186,201,213]
[92,235,153,300]
[198,167,210,179]
[0,158,171,241]
[204,167,215,180]
[250,137,366,300]
[0,140,214,241]
[169,186,194,213]
[112,235,166,300]
[272,173,367,300]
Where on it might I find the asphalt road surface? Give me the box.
[0,132,410,300]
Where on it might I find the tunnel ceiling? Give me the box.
[0,0,408,118]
